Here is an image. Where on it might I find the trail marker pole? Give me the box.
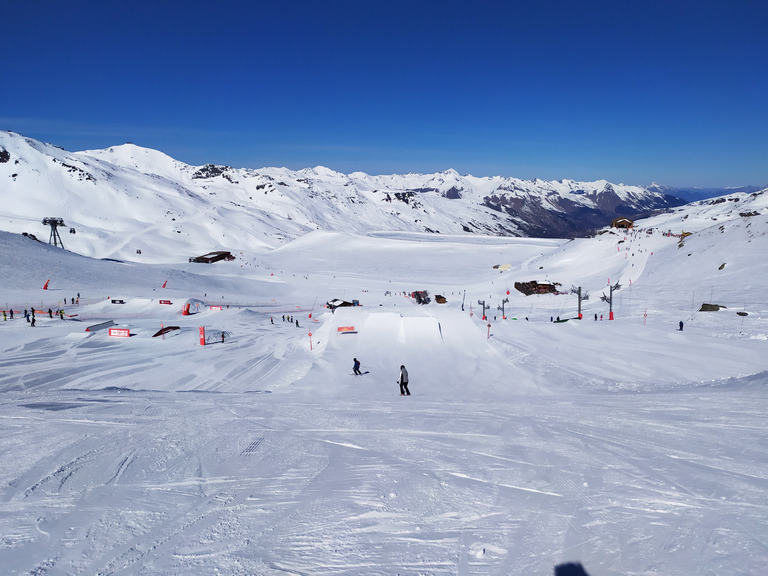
[487,322,491,339]
[199,326,206,346]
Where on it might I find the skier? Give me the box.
[679,320,684,331]
[353,358,362,375]
[397,365,410,396]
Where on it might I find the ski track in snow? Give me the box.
[1,215,768,574]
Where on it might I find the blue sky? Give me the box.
[2,0,766,187]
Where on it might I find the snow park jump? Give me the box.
[2,170,768,575]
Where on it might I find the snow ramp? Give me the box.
[322,307,507,395]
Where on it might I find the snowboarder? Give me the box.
[353,358,362,375]
[48,308,53,318]
[295,319,300,328]
[398,365,410,396]
[221,332,225,344]
[679,320,684,331]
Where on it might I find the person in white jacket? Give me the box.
[398,365,410,396]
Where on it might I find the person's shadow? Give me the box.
[555,563,590,576]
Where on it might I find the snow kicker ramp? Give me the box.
[324,307,505,394]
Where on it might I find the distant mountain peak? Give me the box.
[0,132,689,261]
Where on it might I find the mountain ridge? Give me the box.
[0,130,701,262]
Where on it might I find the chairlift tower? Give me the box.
[42,217,66,248]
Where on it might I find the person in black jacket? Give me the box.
[398,365,410,396]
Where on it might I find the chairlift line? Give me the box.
[42,217,66,249]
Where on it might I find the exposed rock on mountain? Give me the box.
[1,130,684,262]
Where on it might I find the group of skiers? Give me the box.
[1,308,38,325]
[352,358,410,396]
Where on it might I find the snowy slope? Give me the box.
[0,139,767,574]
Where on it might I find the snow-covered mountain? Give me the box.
[0,131,682,262]
[2,123,768,574]
[647,182,766,203]
[1,169,767,575]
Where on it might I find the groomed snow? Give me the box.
[1,191,767,575]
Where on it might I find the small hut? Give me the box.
[611,217,634,229]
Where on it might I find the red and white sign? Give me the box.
[159,299,172,305]
[337,326,355,332]
[210,305,222,311]
[108,328,130,338]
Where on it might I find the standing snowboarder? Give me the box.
[679,320,684,331]
[398,365,410,396]
[353,358,362,375]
